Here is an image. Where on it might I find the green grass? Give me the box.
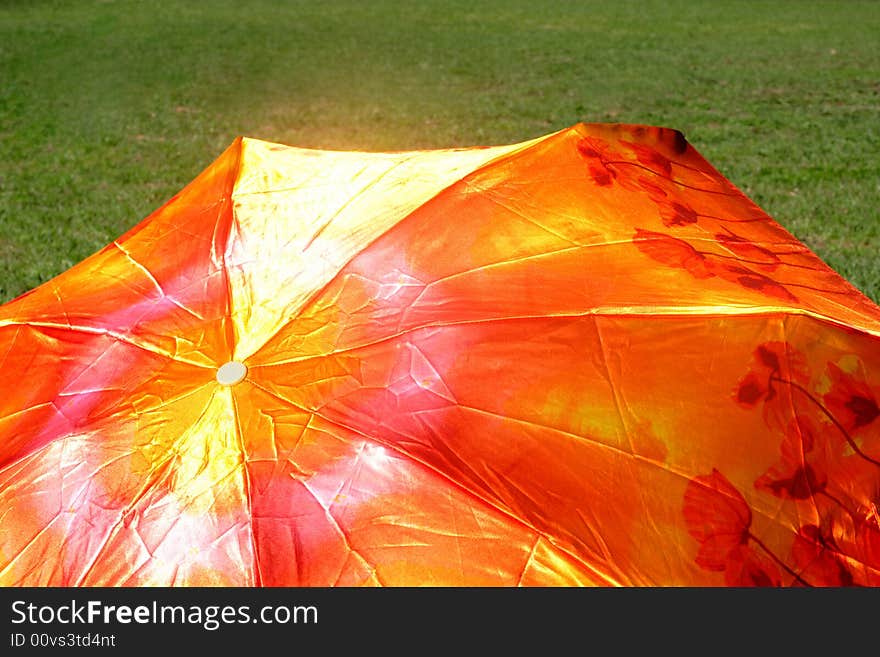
[1,0,878,304]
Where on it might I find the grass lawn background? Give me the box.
[1,0,878,304]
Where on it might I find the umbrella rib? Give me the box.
[253,305,880,372]
[0,319,214,368]
[110,241,165,297]
[394,244,593,330]
[229,390,263,587]
[0,512,68,584]
[220,203,238,362]
[300,155,421,251]
[216,138,243,361]
[0,324,22,370]
[244,378,621,586]
[299,476,381,586]
[0,400,80,480]
[474,187,584,247]
[330,551,383,587]
[514,536,542,587]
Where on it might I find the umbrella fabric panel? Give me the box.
[249,123,879,370]
[1,376,608,586]
[226,137,530,361]
[0,384,254,586]
[251,312,880,585]
[0,136,241,500]
[1,122,879,586]
[0,138,241,368]
[235,386,605,586]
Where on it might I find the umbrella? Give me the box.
[1,123,878,586]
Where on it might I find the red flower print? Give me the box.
[737,351,880,468]
[816,511,880,586]
[634,177,699,226]
[619,140,674,177]
[734,342,810,410]
[634,176,668,200]
[576,137,649,192]
[724,545,782,586]
[755,417,830,500]
[683,469,787,585]
[736,371,767,406]
[683,469,752,570]
[707,262,798,302]
[633,229,712,278]
[633,230,798,301]
[791,524,854,586]
[715,229,781,271]
[854,517,880,584]
[823,363,880,434]
[577,137,622,187]
[659,200,699,227]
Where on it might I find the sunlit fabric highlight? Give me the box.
[1,123,879,586]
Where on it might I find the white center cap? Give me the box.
[216,361,247,386]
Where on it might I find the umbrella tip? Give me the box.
[216,361,248,386]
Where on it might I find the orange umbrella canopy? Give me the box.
[1,123,878,586]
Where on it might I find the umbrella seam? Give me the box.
[0,320,216,368]
[250,307,880,371]
[229,389,263,587]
